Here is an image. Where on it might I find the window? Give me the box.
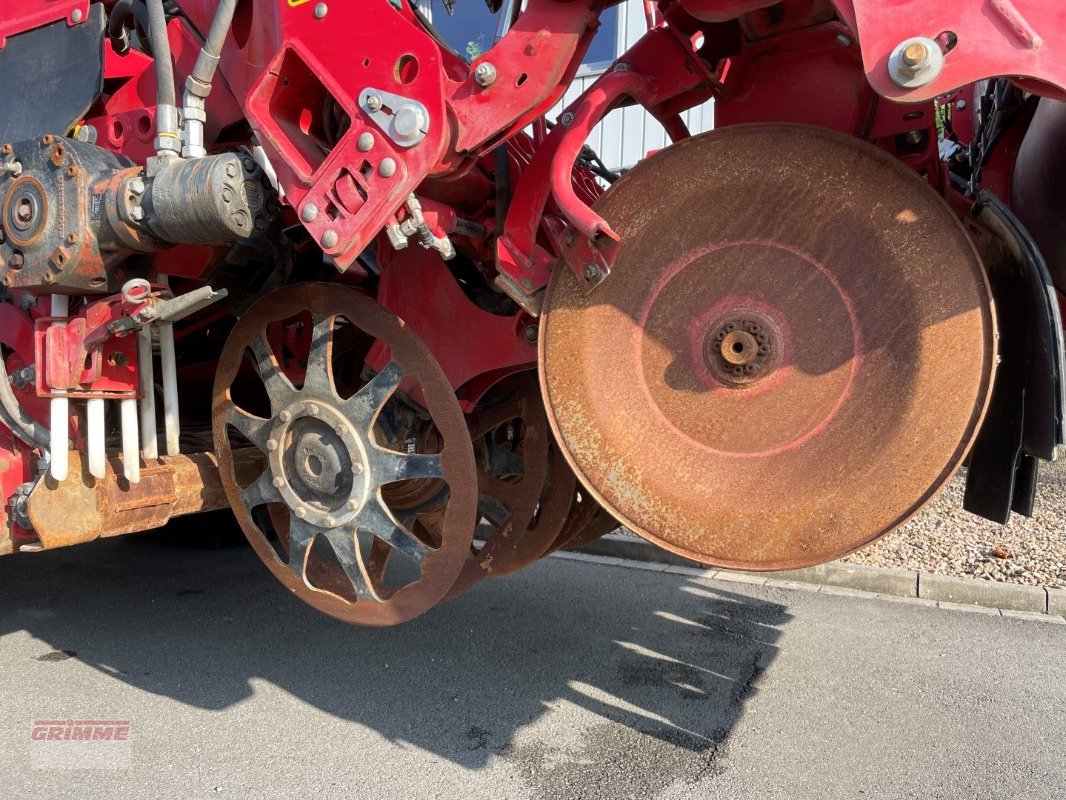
[428,1,619,69]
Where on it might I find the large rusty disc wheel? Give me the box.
[539,124,996,570]
[212,283,476,625]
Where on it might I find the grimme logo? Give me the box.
[30,719,132,769]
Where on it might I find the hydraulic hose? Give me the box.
[0,356,49,449]
[145,0,180,157]
[184,0,240,157]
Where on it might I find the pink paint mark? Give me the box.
[632,239,863,459]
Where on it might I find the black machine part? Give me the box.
[0,5,105,146]
[1012,98,1066,293]
[963,191,1066,523]
[0,135,275,295]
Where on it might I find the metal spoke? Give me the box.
[240,470,282,509]
[483,435,525,478]
[247,334,296,409]
[477,494,510,528]
[373,449,444,484]
[321,527,382,601]
[347,360,404,424]
[302,313,337,396]
[226,405,273,452]
[359,500,430,565]
[286,517,317,579]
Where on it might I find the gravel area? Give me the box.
[841,461,1066,589]
[608,460,1066,589]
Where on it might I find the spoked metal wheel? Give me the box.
[212,283,476,626]
[443,372,559,596]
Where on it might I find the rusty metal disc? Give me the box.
[561,507,620,551]
[212,283,477,626]
[539,124,996,570]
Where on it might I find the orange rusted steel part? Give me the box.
[212,283,478,627]
[539,124,997,571]
[25,450,263,550]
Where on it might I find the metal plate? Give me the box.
[539,124,996,570]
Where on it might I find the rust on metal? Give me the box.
[26,451,262,549]
[446,371,549,595]
[212,283,478,627]
[539,124,997,571]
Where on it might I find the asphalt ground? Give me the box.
[0,529,1063,799]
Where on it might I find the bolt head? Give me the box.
[129,177,146,195]
[71,8,83,23]
[321,230,338,249]
[313,2,328,19]
[324,515,336,527]
[294,507,307,519]
[357,132,375,152]
[902,41,928,67]
[335,423,348,436]
[583,263,599,281]
[366,94,383,112]
[308,403,320,415]
[561,112,574,127]
[129,206,145,222]
[473,62,497,87]
[272,476,285,488]
[266,439,278,451]
[352,463,364,475]
[379,158,397,178]
[301,204,318,223]
[279,410,292,422]
[524,325,538,343]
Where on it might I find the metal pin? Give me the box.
[49,295,69,482]
[87,398,106,479]
[159,322,180,456]
[137,326,158,460]
[120,398,140,483]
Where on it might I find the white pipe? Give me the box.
[137,326,158,460]
[49,295,69,482]
[120,398,140,484]
[159,322,180,455]
[86,398,106,479]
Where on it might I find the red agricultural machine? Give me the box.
[0,0,1062,625]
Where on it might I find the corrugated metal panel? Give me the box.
[424,0,714,172]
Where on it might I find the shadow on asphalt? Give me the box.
[0,516,789,794]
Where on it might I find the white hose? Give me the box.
[86,398,106,479]
[137,326,159,460]
[120,398,140,483]
[49,295,69,482]
[159,322,180,455]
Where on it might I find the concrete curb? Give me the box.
[573,532,1063,618]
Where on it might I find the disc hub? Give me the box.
[268,400,369,528]
[703,310,781,386]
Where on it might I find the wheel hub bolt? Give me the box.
[279,410,292,422]
[266,439,278,451]
[273,476,285,488]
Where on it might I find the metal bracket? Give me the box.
[359,87,430,148]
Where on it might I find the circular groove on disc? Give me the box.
[539,124,996,570]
